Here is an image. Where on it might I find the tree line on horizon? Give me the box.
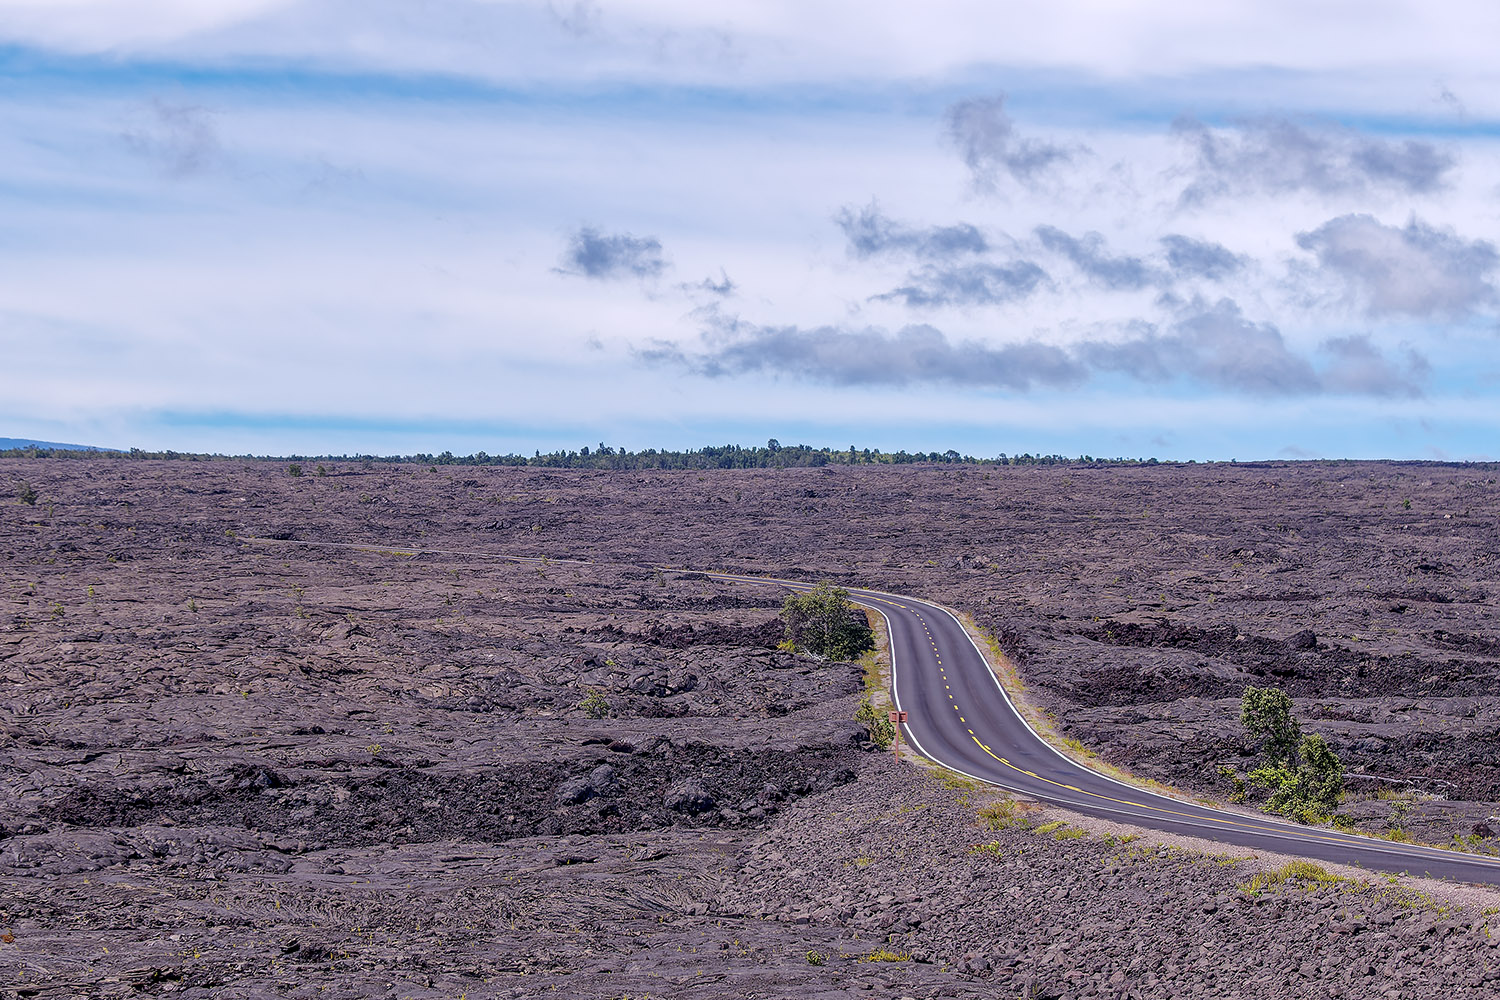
[0,440,1164,469]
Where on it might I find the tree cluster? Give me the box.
[1237,685,1345,824]
[779,582,874,662]
[1,440,1168,469]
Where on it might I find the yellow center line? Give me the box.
[965,735,1449,847]
[705,573,1500,869]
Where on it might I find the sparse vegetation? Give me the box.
[976,797,1028,830]
[578,689,610,719]
[1217,765,1248,803]
[854,695,895,749]
[852,642,896,748]
[16,479,36,505]
[1060,736,1097,759]
[8,453,1498,993]
[1240,860,1346,894]
[288,463,303,478]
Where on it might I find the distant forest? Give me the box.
[0,440,1165,469]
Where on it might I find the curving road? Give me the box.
[710,573,1500,886]
[242,535,1500,886]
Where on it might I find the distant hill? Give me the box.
[0,437,114,452]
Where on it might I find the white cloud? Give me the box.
[0,0,298,50]
[0,2,1498,115]
[2,3,1500,458]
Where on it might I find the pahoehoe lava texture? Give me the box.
[3,457,1500,996]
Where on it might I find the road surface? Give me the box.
[242,536,1500,886]
[712,573,1500,886]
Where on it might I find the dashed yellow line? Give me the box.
[706,572,1500,869]
[966,735,1425,845]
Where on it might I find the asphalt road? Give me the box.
[712,573,1500,886]
[243,536,1500,886]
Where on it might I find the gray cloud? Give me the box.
[1036,226,1159,290]
[833,202,1044,308]
[559,227,667,280]
[643,316,1084,390]
[1435,84,1467,118]
[688,270,735,297]
[549,0,602,38]
[874,261,1048,308]
[642,299,1422,398]
[1082,300,1427,397]
[1296,214,1497,319]
[1174,116,1456,204]
[945,94,1074,191]
[835,201,988,259]
[121,101,221,177]
[1081,299,1319,395]
[1160,235,1245,281]
[1319,335,1428,397]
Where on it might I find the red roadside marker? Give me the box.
[888,710,908,759]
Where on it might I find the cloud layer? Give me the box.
[559,227,667,280]
[1,3,1497,461]
[835,201,988,259]
[1297,214,1497,319]
[945,95,1076,192]
[644,299,1428,399]
[1174,117,1456,204]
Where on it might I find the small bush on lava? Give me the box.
[854,695,894,749]
[578,689,610,719]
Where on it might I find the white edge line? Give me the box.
[914,597,1500,870]
[864,597,1460,856]
[248,553,1492,874]
[769,575,1500,873]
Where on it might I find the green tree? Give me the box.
[1249,733,1345,823]
[1241,685,1302,765]
[15,480,37,506]
[1294,733,1345,811]
[781,581,874,661]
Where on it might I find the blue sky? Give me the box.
[2,1,1499,460]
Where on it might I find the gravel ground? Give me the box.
[4,456,1500,996]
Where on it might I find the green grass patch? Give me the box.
[1240,860,1346,894]
[976,797,1028,831]
[1060,736,1097,759]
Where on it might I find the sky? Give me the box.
[2,1,1499,460]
